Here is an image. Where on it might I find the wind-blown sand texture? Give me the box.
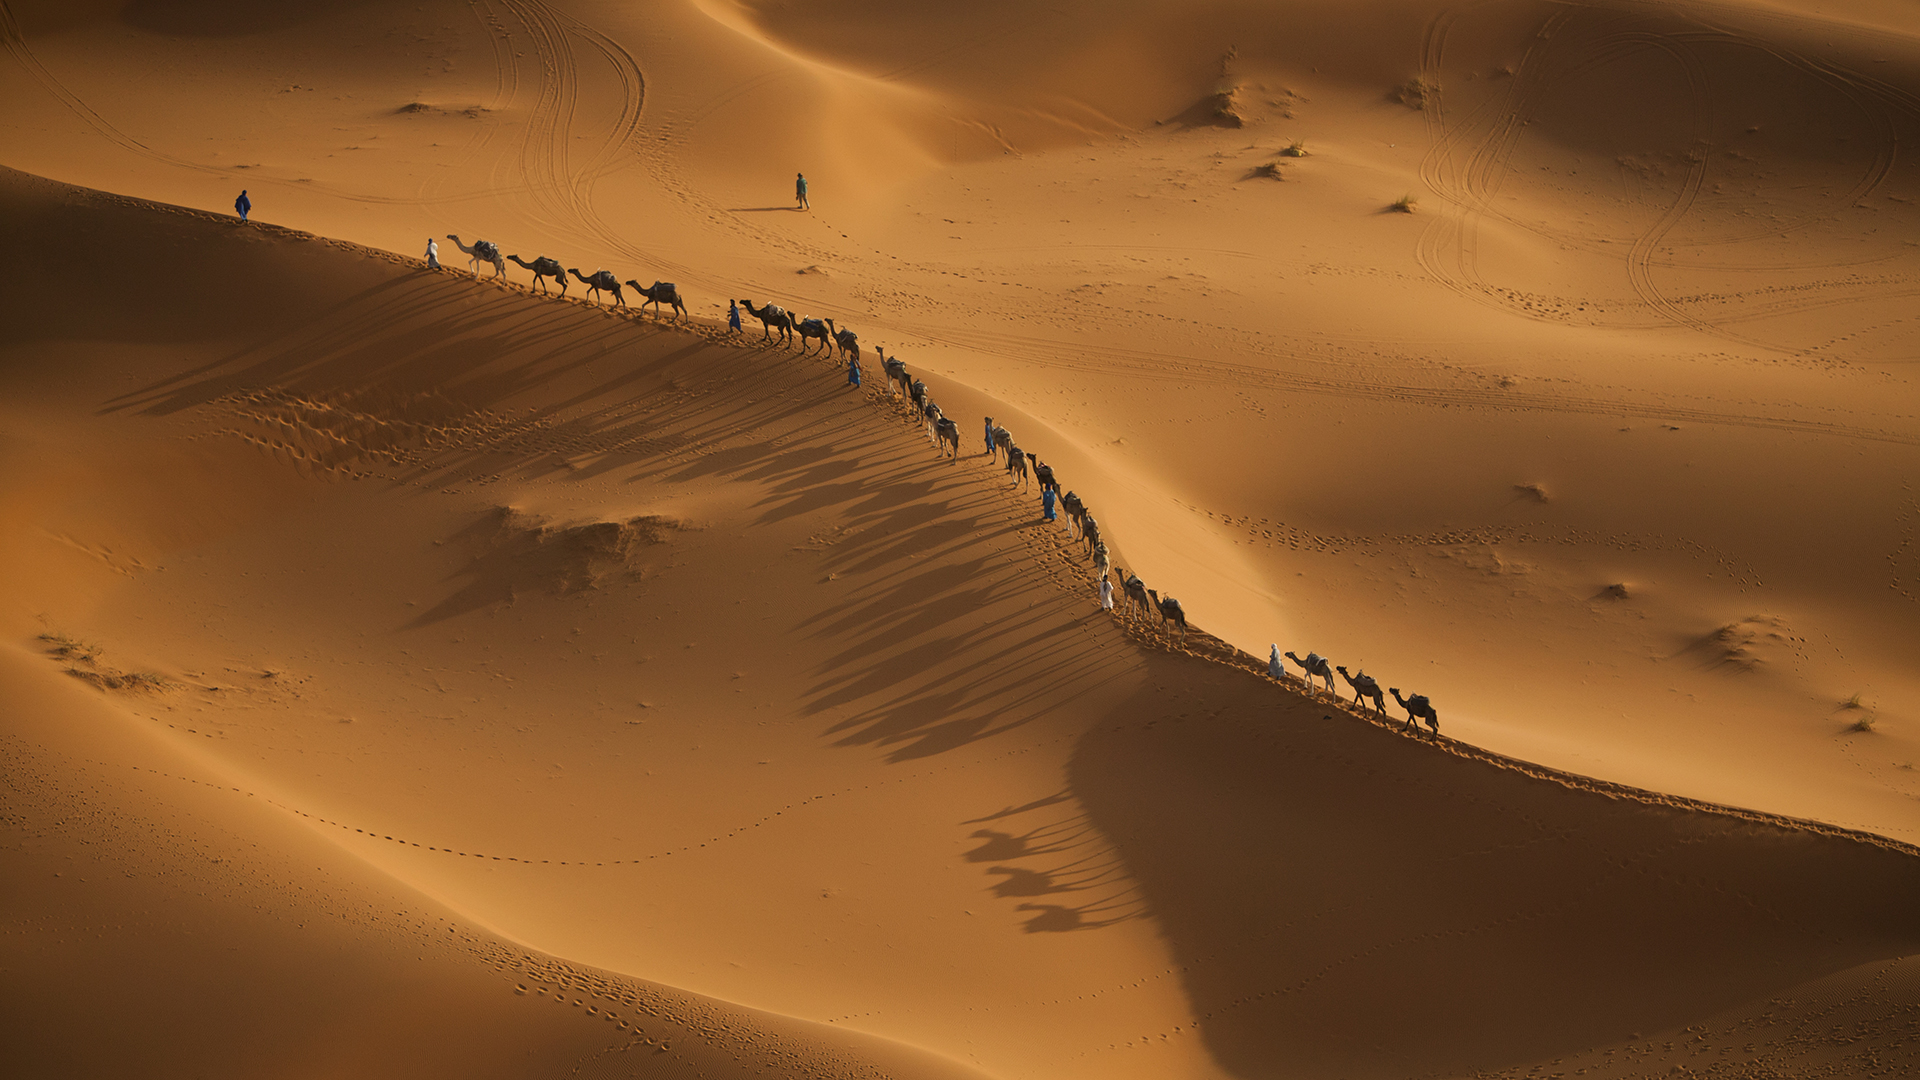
[3,1,1920,1077]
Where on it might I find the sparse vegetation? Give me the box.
[1840,693,1878,731]
[1394,79,1439,110]
[1248,163,1284,181]
[1389,193,1419,213]
[1210,86,1245,128]
[66,667,173,692]
[37,632,172,693]
[1279,139,1308,158]
[38,632,100,663]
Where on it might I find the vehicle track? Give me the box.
[1412,3,1920,355]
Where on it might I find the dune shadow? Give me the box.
[122,0,379,36]
[1069,650,1920,1076]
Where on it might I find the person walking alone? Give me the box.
[425,237,441,270]
[795,172,809,211]
[1098,575,1113,612]
[234,189,251,222]
[728,299,743,333]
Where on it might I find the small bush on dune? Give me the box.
[1280,140,1308,157]
[38,632,100,663]
[1395,79,1438,109]
[1840,692,1877,732]
[1389,193,1419,213]
[38,631,172,693]
[66,667,174,693]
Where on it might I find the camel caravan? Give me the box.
[871,344,1443,740]
[440,234,689,322]
[437,235,1441,740]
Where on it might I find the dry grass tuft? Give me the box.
[38,631,172,693]
[1279,140,1308,158]
[1389,193,1419,213]
[38,632,101,663]
[66,667,173,693]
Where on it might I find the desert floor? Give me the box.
[4,1,1920,1077]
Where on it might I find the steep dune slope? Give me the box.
[6,168,1920,1079]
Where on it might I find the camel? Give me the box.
[1146,589,1188,643]
[826,319,859,363]
[795,316,833,355]
[567,268,625,306]
[935,416,960,458]
[1033,460,1057,493]
[1062,491,1086,536]
[1119,571,1151,619]
[1006,445,1031,489]
[623,280,687,321]
[1081,514,1101,556]
[738,300,795,343]
[910,379,929,415]
[991,425,1014,464]
[923,400,944,444]
[447,235,505,277]
[1390,689,1440,737]
[1336,665,1388,715]
[1092,540,1110,578]
[1286,651,1337,696]
[881,349,909,397]
[507,254,566,295]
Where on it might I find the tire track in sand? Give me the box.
[1412,5,1920,354]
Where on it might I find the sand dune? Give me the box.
[4,0,1920,1075]
[5,165,1920,1078]
[9,0,1916,838]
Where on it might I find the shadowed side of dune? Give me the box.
[1069,650,1920,1077]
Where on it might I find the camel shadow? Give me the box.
[1014,902,1136,933]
